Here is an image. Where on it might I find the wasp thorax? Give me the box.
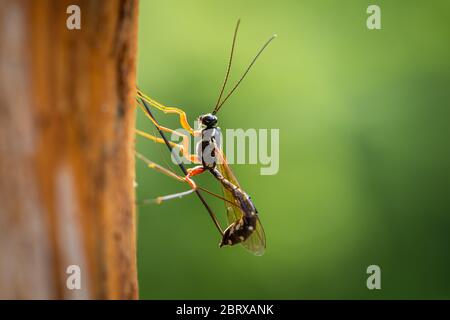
[199,113,218,127]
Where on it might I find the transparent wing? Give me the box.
[215,147,266,255]
[242,217,266,256]
[215,148,242,224]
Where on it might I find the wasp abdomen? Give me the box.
[219,215,257,247]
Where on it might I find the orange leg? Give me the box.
[135,152,197,204]
[153,166,206,203]
[136,152,240,209]
[185,165,206,182]
[136,152,207,204]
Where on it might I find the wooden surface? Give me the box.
[0,0,139,299]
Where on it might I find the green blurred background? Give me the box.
[135,0,450,299]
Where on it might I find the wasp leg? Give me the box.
[150,165,207,204]
[136,129,200,164]
[137,90,201,136]
[136,153,208,204]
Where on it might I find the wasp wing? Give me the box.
[215,147,242,223]
[215,146,266,256]
[241,217,266,256]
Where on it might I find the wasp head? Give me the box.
[198,113,218,128]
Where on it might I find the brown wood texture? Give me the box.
[0,0,139,299]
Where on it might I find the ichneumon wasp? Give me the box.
[136,20,276,256]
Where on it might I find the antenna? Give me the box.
[213,33,277,115]
[213,19,241,113]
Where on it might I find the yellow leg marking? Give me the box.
[137,90,195,135]
[136,129,178,148]
[136,101,185,138]
[135,129,200,164]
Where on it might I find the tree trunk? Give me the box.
[0,0,139,299]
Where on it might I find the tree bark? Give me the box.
[0,0,139,299]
